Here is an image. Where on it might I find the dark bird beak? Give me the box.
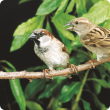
[64,22,74,31]
[28,33,36,39]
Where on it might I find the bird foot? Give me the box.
[43,69,53,80]
[63,75,72,79]
[68,63,78,74]
[85,59,97,69]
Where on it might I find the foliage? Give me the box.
[2,0,110,109]
[0,60,26,110]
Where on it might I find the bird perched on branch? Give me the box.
[65,17,110,68]
[29,29,77,79]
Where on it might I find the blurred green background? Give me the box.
[0,0,110,110]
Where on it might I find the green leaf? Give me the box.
[101,108,110,110]
[53,13,75,40]
[38,84,53,99]
[36,0,62,15]
[0,60,16,71]
[26,101,43,110]
[96,64,109,79]
[52,0,69,21]
[71,35,83,49]
[81,99,91,110]
[102,62,110,71]
[3,67,13,72]
[85,90,106,109]
[10,34,29,52]
[53,13,76,27]
[83,1,110,24]
[38,76,67,99]
[25,65,47,71]
[57,82,81,103]
[10,16,45,52]
[91,52,97,59]
[53,13,75,53]
[9,79,26,110]
[46,21,52,33]
[24,79,46,99]
[90,72,101,95]
[53,23,72,53]
[86,0,94,11]
[104,62,110,71]
[19,0,32,4]
[103,19,110,29]
[69,48,90,65]
[87,78,110,88]
[48,98,62,110]
[76,0,87,17]
[108,77,110,85]
[91,0,100,4]
[65,0,75,14]
[13,16,45,36]
[54,22,74,41]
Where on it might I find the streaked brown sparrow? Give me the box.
[65,17,110,67]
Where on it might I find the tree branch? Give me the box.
[0,57,110,79]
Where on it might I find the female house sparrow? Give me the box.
[29,29,77,78]
[65,17,110,66]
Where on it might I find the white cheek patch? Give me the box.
[38,35,51,47]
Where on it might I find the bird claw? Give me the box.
[68,63,78,74]
[43,69,53,79]
[28,79,33,82]
[64,75,72,79]
[86,59,97,69]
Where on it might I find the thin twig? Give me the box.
[0,57,110,79]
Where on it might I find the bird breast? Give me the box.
[34,43,69,69]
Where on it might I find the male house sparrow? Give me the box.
[65,17,110,66]
[29,29,77,78]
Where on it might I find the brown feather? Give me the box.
[83,26,110,48]
[62,45,69,55]
[41,30,54,40]
[55,38,69,54]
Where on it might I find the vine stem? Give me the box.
[72,69,89,109]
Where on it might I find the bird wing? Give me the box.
[82,26,110,48]
[62,44,69,54]
[56,39,69,55]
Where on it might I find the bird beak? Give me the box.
[64,22,74,30]
[28,33,36,39]
[65,27,73,30]
[64,22,72,26]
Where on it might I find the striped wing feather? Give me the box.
[82,26,110,48]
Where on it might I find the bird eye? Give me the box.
[40,32,43,35]
[34,33,37,35]
[75,21,78,24]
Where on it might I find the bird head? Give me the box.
[29,29,54,47]
[65,17,95,35]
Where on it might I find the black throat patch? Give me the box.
[38,47,49,53]
[34,39,40,47]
